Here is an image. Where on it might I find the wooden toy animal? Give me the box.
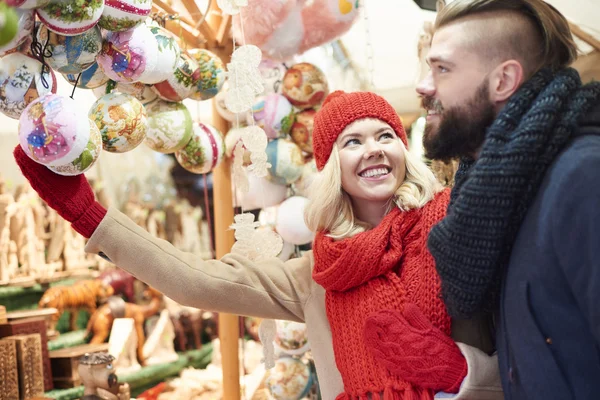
[98,268,136,303]
[38,279,114,331]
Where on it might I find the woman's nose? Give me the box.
[364,147,384,160]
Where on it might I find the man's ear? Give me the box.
[488,60,524,104]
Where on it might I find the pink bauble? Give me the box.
[251,93,295,139]
[18,94,91,167]
[235,174,288,211]
[259,59,287,95]
[275,196,313,245]
[37,0,104,36]
[48,120,102,176]
[175,122,225,174]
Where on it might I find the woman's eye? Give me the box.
[344,138,360,147]
[379,132,395,140]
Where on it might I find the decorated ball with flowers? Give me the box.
[64,62,110,89]
[96,24,158,83]
[143,23,181,85]
[144,100,193,154]
[98,0,151,32]
[274,320,310,356]
[251,93,295,139]
[93,80,158,105]
[151,52,199,102]
[188,48,225,101]
[48,120,102,175]
[282,62,329,110]
[0,53,57,120]
[18,94,91,167]
[36,24,102,74]
[290,108,316,154]
[175,122,225,174]
[37,0,104,36]
[89,92,147,153]
[265,138,304,185]
[259,59,287,95]
[6,0,50,9]
[0,8,34,57]
[266,357,313,400]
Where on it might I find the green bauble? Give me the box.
[0,3,18,47]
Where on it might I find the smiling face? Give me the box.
[336,118,406,212]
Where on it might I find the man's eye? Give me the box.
[438,65,449,73]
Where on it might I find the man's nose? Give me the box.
[416,71,435,97]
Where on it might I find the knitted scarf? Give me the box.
[313,190,451,399]
[428,67,600,319]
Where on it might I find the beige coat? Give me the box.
[85,207,504,400]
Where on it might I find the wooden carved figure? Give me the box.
[78,352,130,400]
[86,287,163,366]
[98,268,136,303]
[38,280,115,331]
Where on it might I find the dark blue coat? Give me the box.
[498,102,600,399]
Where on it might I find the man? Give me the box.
[418,1,600,399]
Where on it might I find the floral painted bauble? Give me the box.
[265,138,304,185]
[251,93,295,139]
[0,8,34,56]
[142,23,180,85]
[0,3,18,48]
[175,122,225,174]
[6,0,50,9]
[18,94,91,167]
[188,48,225,101]
[282,62,329,110]
[144,100,193,154]
[0,53,57,119]
[290,108,315,154]
[274,320,310,356]
[93,80,157,105]
[64,62,109,89]
[266,357,313,400]
[36,24,102,74]
[48,120,102,175]
[151,52,199,102]
[258,59,286,95]
[89,92,147,153]
[37,0,104,36]
[98,0,151,32]
[96,24,158,84]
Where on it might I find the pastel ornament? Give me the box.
[142,23,180,85]
[290,108,315,153]
[258,59,287,95]
[144,100,193,154]
[175,122,225,174]
[151,52,200,102]
[266,356,313,400]
[0,8,34,57]
[274,320,310,356]
[251,93,295,139]
[98,0,152,32]
[292,157,317,198]
[92,80,157,105]
[235,173,288,211]
[89,92,147,153]
[37,0,104,36]
[224,126,251,165]
[96,24,159,84]
[299,0,359,54]
[188,48,225,101]
[18,94,91,167]
[282,63,329,110]
[275,195,313,245]
[64,62,110,89]
[0,53,57,120]
[36,24,102,75]
[48,120,102,175]
[6,0,50,9]
[265,138,304,185]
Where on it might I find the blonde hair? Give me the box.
[304,143,444,240]
[434,0,577,76]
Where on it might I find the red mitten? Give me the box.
[13,145,106,238]
[364,303,467,393]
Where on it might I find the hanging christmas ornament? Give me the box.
[0,8,33,56]
[92,80,157,105]
[174,122,225,174]
[6,0,50,9]
[251,93,295,139]
[241,125,271,178]
[188,48,226,101]
[266,357,313,400]
[265,138,304,185]
[64,62,110,89]
[89,92,147,153]
[0,3,18,48]
[258,59,286,95]
[230,213,283,262]
[282,62,329,110]
[235,173,288,211]
[144,100,193,154]
[143,23,181,85]
[290,108,315,154]
[37,0,104,36]
[18,94,91,167]
[224,126,251,164]
[274,320,310,356]
[151,52,200,102]
[36,24,102,75]
[214,89,247,122]
[225,44,264,113]
[98,0,151,32]
[275,196,313,245]
[0,53,57,119]
[96,24,159,83]
[47,120,102,175]
[292,157,317,198]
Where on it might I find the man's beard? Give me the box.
[422,81,497,162]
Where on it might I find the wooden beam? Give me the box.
[216,14,231,47]
[569,21,600,53]
[179,0,217,48]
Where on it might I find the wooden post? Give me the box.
[207,3,241,400]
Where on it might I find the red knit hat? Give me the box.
[312,90,408,170]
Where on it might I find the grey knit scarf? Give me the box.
[428,67,600,318]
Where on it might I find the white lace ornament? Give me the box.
[225,45,264,113]
[229,213,283,261]
[258,318,277,370]
[216,0,248,15]
[241,125,270,178]
[232,144,249,194]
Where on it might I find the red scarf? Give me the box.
[312,190,451,400]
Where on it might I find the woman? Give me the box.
[13,91,502,399]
